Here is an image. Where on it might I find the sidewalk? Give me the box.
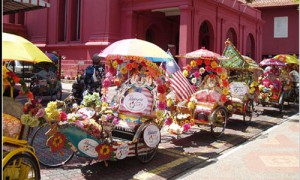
[174,114,299,180]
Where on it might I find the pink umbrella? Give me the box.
[179,47,221,60]
[259,58,286,67]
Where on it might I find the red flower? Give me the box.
[117,59,123,64]
[141,61,146,67]
[221,94,227,102]
[196,59,203,65]
[157,84,167,94]
[46,132,66,153]
[95,143,113,160]
[132,63,138,69]
[126,63,133,70]
[12,75,20,83]
[60,112,68,121]
[204,59,211,66]
[215,67,223,74]
[222,80,229,87]
[186,65,192,71]
[205,66,212,72]
[27,91,34,100]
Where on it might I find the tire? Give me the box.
[30,123,74,168]
[135,140,158,164]
[3,153,40,180]
[210,106,228,138]
[135,124,159,164]
[243,100,253,125]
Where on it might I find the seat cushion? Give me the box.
[3,113,22,139]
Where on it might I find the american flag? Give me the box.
[162,50,195,101]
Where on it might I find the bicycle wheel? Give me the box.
[210,106,228,138]
[30,123,74,168]
[243,100,253,125]
[3,153,40,180]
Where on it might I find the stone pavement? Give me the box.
[174,113,299,180]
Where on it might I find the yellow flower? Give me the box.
[222,88,229,95]
[167,99,173,107]
[187,101,195,110]
[53,136,63,147]
[220,73,227,80]
[156,110,164,118]
[211,61,218,68]
[100,144,111,155]
[250,81,258,87]
[249,87,255,94]
[258,85,264,91]
[190,60,197,67]
[182,70,189,77]
[112,61,118,69]
[120,66,128,74]
[227,105,233,111]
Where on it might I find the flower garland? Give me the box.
[20,99,45,127]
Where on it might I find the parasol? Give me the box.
[273,54,299,65]
[2,32,52,63]
[178,47,221,60]
[98,38,172,62]
[259,58,286,67]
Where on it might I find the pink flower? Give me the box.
[182,123,191,132]
[165,117,173,125]
[192,85,197,91]
[102,78,111,88]
[194,72,200,78]
[35,108,45,118]
[158,101,167,110]
[112,117,120,125]
[156,78,163,85]
[60,112,68,121]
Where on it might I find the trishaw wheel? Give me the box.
[135,140,158,164]
[279,92,285,114]
[3,153,40,180]
[30,123,74,168]
[243,100,253,125]
[210,106,228,138]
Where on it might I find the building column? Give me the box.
[121,11,137,39]
[178,5,193,68]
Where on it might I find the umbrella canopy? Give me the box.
[259,58,286,67]
[2,32,52,63]
[46,52,59,63]
[98,38,172,62]
[273,54,299,65]
[179,47,221,60]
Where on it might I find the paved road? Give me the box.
[175,113,299,180]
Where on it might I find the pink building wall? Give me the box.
[3,0,265,77]
[257,5,299,57]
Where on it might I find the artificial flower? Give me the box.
[182,123,191,132]
[187,101,195,110]
[102,78,111,88]
[157,84,167,94]
[204,59,211,66]
[46,132,66,153]
[112,60,118,69]
[182,70,189,77]
[120,66,128,74]
[156,77,164,85]
[199,67,206,74]
[196,59,203,65]
[215,67,223,74]
[126,63,133,70]
[167,99,174,107]
[190,60,197,67]
[156,110,164,118]
[222,88,229,95]
[165,117,173,125]
[95,143,113,160]
[191,78,197,84]
[220,73,227,80]
[227,105,233,111]
[205,66,212,72]
[222,80,229,87]
[211,61,218,68]
[194,72,200,78]
[158,101,167,110]
[186,65,192,71]
[221,94,227,102]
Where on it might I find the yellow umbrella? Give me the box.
[273,54,299,65]
[2,32,52,63]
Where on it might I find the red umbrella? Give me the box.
[179,47,221,60]
[259,58,286,67]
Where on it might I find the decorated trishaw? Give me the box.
[220,40,263,124]
[30,39,172,167]
[257,58,286,113]
[162,47,230,138]
[273,54,299,104]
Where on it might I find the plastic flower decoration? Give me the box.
[182,70,189,77]
[199,67,206,74]
[21,99,45,127]
[95,143,114,160]
[83,92,102,107]
[46,132,67,155]
[45,101,67,122]
[190,60,197,67]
